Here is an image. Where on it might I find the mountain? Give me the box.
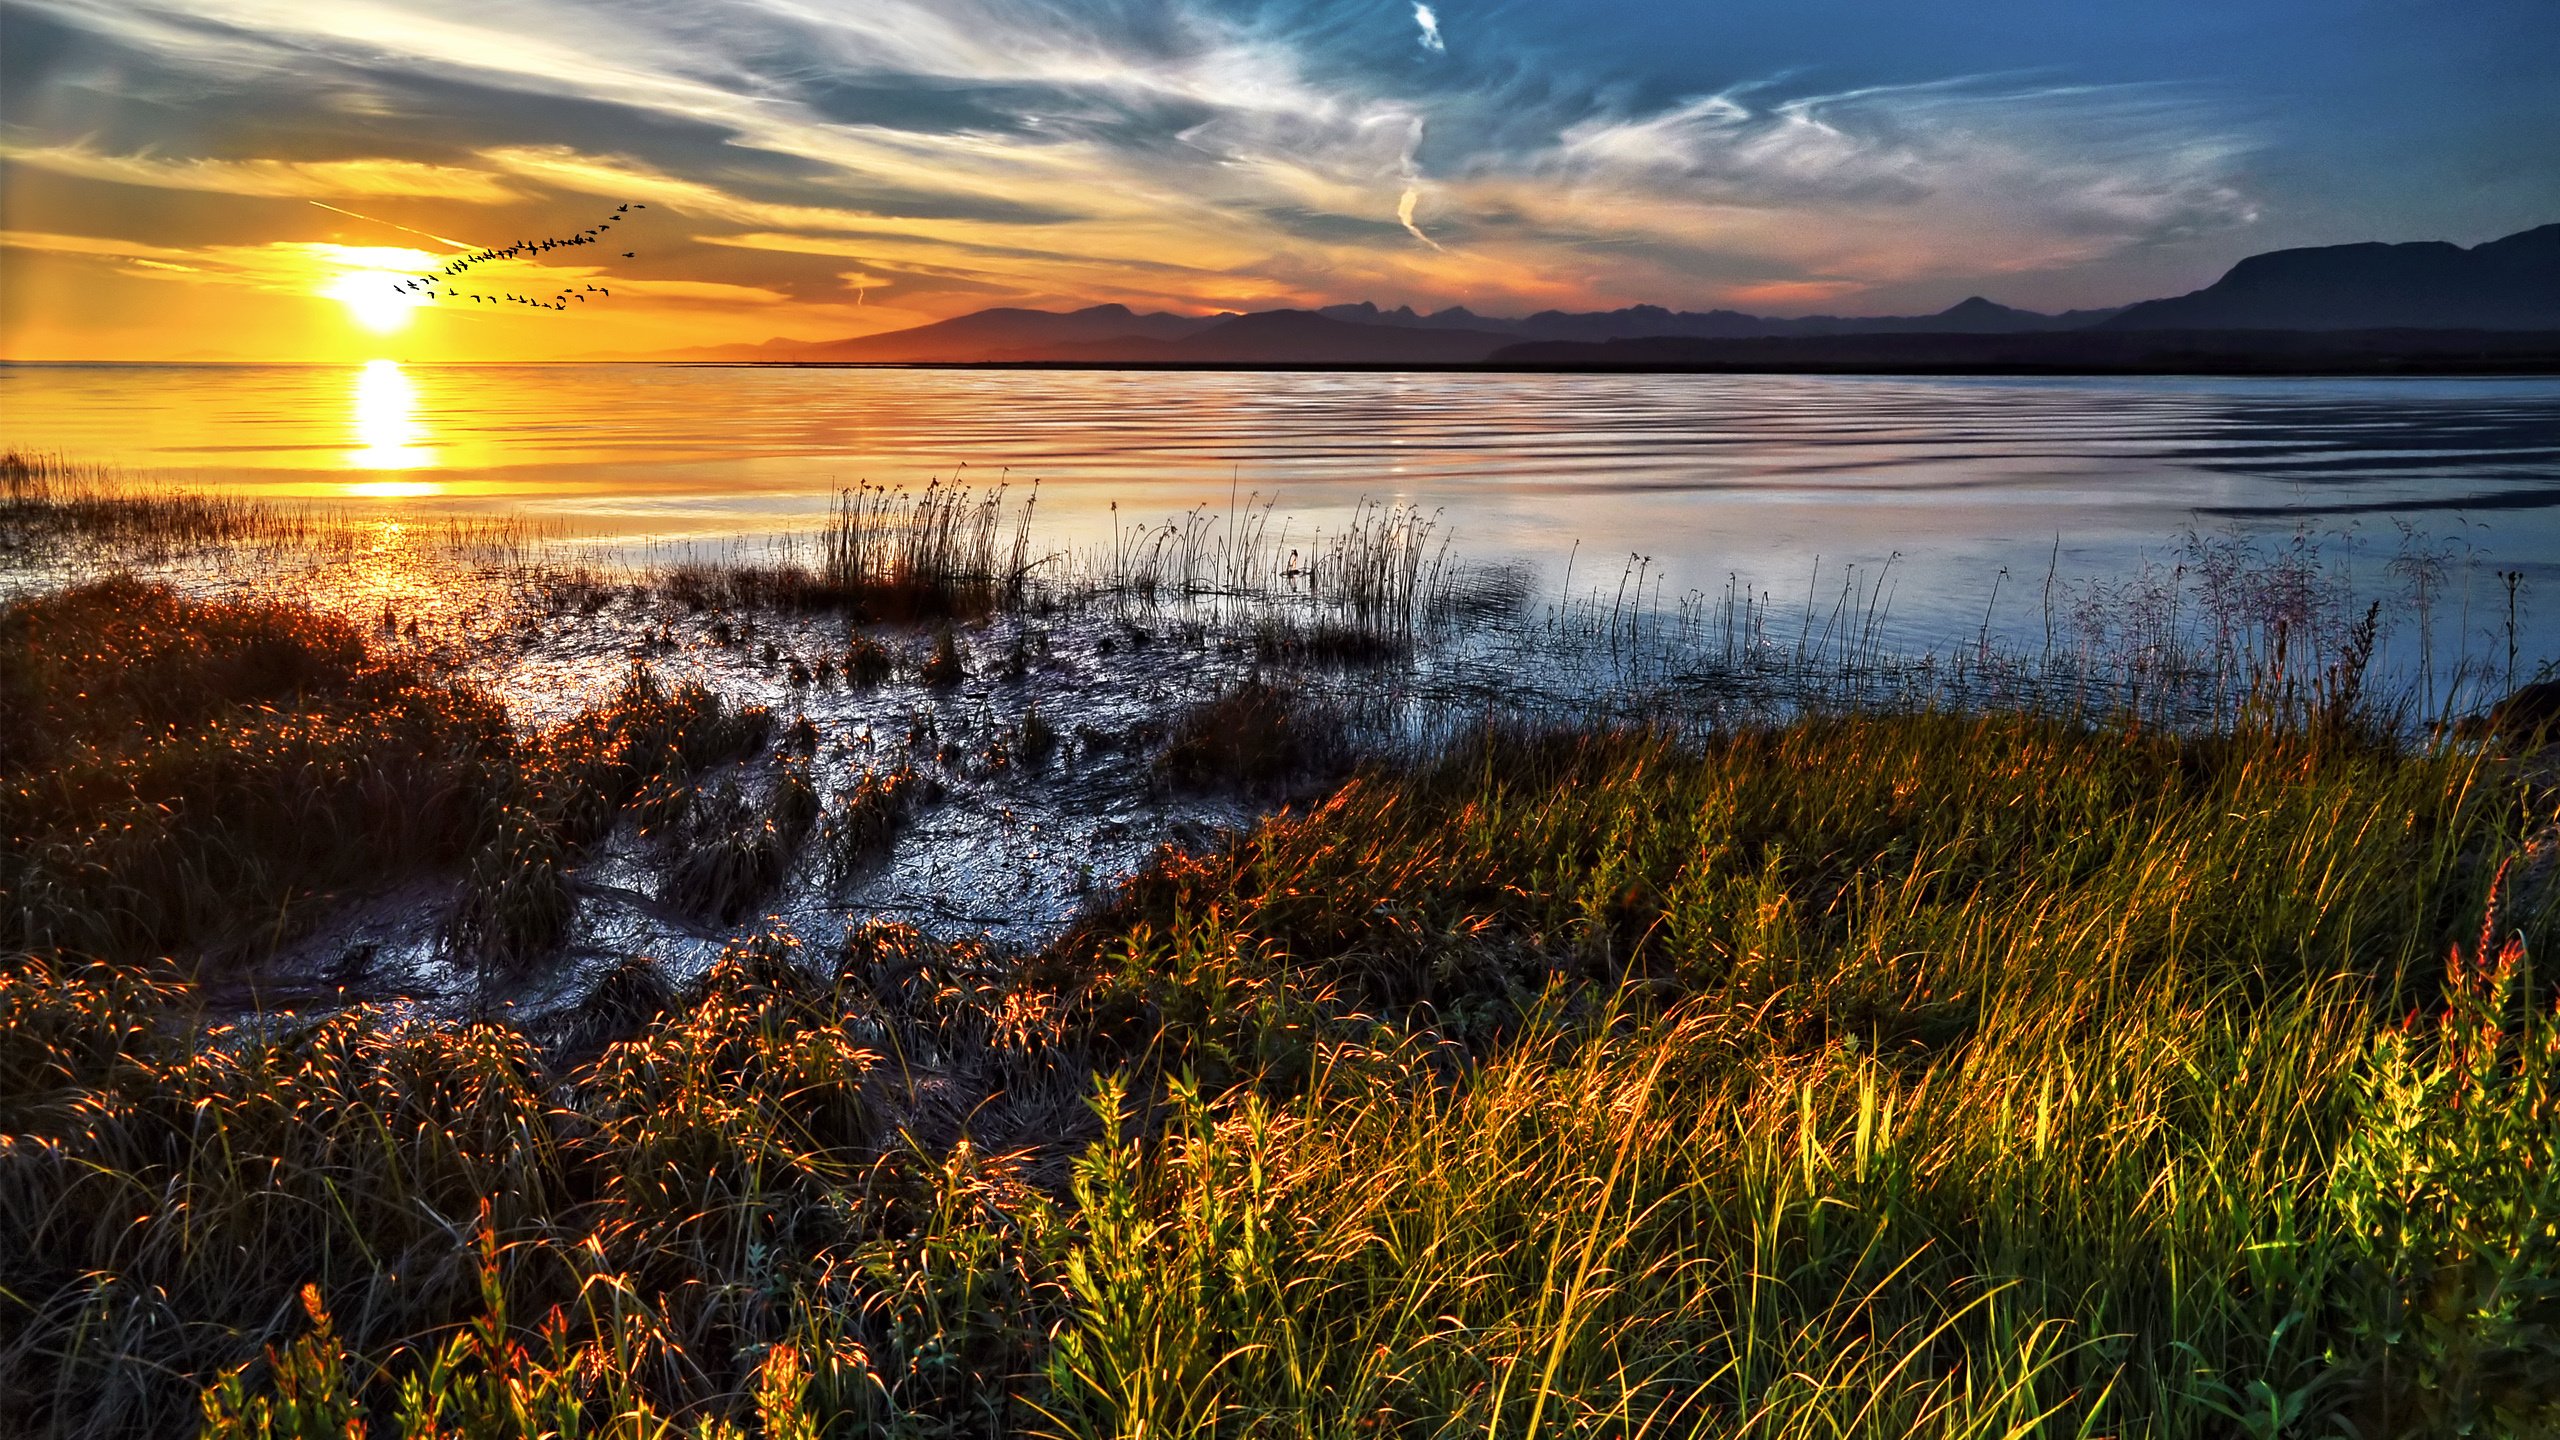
[1486,329,2560,374]
[1312,296,2119,342]
[697,296,2125,365]
[661,222,2558,366]
[674,303,1222,362]
[1508,297,2125,342]
[2104,224,2560,331]
[993,310,1520,364]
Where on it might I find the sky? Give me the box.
[2,0,2555,361]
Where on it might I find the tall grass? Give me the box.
[1044,717,2557,1439]
[0,580,776,974]
[1048,947,2556,1439]
[4,515,2557,1436]
[0,577,516,965]
[1,451,317,568]
[3,699,2552,1437]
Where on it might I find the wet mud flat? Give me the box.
[266,596,1309,1024]
[0,473,1496,1029]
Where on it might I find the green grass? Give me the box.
[2,585,2555,1438]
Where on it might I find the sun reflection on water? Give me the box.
[344,359,440,486]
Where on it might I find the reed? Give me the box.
[650,479,1043,623]
[0,451,311,565]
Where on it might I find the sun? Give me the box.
[324,268,428,334]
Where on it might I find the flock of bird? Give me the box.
[391,202,646,313]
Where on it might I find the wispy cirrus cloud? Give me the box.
[1467,78,2258,294]
[2,142,523,202]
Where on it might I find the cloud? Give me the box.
[1465,78,2258,295]
[1414,3,1445,54]
[0,142,522,203]
[0,230,199,262]
[1396,186,1442,250]
[2,229,441,294]
[4,0,2265,337]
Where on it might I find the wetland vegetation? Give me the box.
[1,452,2555,1438]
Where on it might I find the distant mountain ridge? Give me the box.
[1309,295,2124,341]
[672,295,2131,365]
[665,222,2559,366]
[2104,224,2560,331]
[1485,329,2560,375]
[1000,310,1523,364]
[676,303,1219,363]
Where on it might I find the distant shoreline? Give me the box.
[701,327,2560,376]
[705,355,2560,377]
[10,358,2560,375]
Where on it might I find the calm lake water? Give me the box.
[7,361,2560,664]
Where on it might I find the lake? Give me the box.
[6,361,2560,666]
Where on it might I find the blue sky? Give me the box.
[3,0,2553,357]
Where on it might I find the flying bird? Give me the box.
[366,201,653,320]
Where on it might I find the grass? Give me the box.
[449,663,773,962]
[819,762,921,886]
[0,579,775,975]
[2,451,310,565]
[660,752,821,926]
[1044,719,2557,1438]
[2,450,538,579]
[3,564,2557,1436]
[0,577,516,966]
[1155,677,1347,794]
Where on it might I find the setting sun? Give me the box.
[315,246,444,336]
[326,270,425,333]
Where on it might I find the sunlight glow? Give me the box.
[326,270,426,334]
[344,359,438,474]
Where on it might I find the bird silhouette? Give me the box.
[377,201,651,317]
